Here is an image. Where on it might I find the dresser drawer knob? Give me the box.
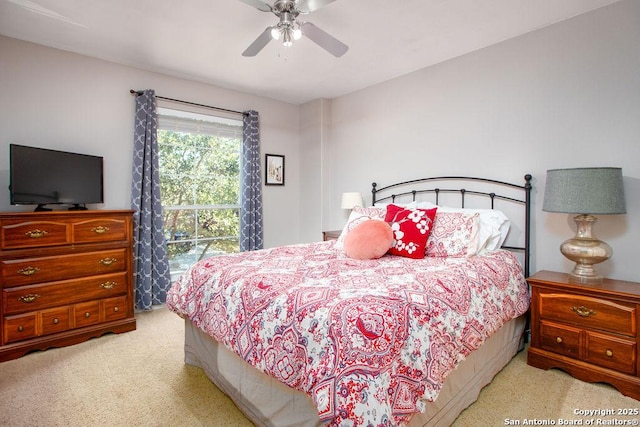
[17,266,40,276]
[18,293,40,303]
[53,318,59,325]
[24,229,48,238]
[571,306,596,317]
[99,281,117,289]
[99,257,117,266]
[91,226,110,234]
[85,312,91,318]
[606,349,613,357]
[17,325,23,332]
[114,306,119,312]
[556,336,563,343]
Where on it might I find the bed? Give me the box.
[166,174,533,426]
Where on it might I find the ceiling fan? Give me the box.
[239,0,348,57]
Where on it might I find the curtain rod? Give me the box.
[129,89,246,116]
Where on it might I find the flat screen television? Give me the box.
[9,144,104,211]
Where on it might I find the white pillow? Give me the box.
[416,202,510,253]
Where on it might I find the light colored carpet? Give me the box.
[1,308,637,426]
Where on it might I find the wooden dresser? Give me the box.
[527,270,640,400]
[0,210,136,362]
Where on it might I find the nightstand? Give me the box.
[527,270,640,400]
[322,230,341,241]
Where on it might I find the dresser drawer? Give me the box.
[1,220,70,249]
[104,296,128,321]
[75,300,101,328]
[2,297,130,345]
[3,272,128,315]
[41,306,72,336]
[3,312,37,343]
[1,249,127,287]
[540,321,581,358]
[585,331,637,375]
[73,218,127,243]
[539,292,636,336]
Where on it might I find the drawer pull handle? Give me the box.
[114,306,119,312]
[25,229,48,238]
[556,336,563,343]
[606,349,613,357]
[17,266,40,276]
[99,281,117,289]
[99,257,117,266]
[18,294,40,303]
[571,306,596,317]
[85,312,91,318]
[17,325,23,332]
[91,226,110,234]
[53,318,59,325]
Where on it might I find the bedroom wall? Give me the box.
[298,98,332,243]
[0,36,300,249]
[325,0,640,282]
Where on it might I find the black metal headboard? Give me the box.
[371,175,533,277]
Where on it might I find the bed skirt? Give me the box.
[183,315,526,426]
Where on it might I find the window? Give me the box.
[157,107,242,280]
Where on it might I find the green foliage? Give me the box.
[158,129,241,262]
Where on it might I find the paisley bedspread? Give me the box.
[166,241,529,426]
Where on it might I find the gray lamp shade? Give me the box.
[543,167,626,215]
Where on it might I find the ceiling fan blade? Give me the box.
[296,0,337,13]
[237,0,272,12]
[300,21,348,57]
[242,27,274,57]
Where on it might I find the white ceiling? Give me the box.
[0,0,621,104]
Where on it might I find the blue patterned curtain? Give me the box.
[131,89,172,310]
[240,110,263,251]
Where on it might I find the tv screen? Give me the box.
[9,144,104,210]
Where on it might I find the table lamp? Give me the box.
[341,192,363,210]
[543,167,626,284]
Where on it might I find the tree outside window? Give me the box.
[157,108,242,280]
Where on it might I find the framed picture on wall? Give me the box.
[265,154,285,186]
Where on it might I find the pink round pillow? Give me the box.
[343,219,394,260]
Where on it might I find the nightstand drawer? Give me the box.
[585,331,636,375]
[539,292,636,336]
[540,321,581,358]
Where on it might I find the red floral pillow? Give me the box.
[384,204,438,259]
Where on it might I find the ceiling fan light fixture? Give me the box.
[292,24,302,40]
[240,0,348,57]
[282,29,292,47]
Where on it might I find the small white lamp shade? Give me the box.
[341,192,363,209]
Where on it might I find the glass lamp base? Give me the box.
[560,214,612,285]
